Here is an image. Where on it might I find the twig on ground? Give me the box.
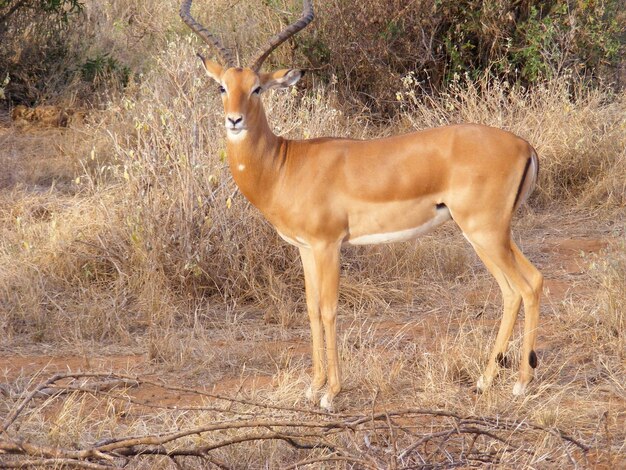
[0,372,592,469]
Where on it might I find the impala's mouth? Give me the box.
[227,127,247,135]
[226,127,248,141]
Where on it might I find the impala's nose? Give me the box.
[225,114,246,136]
[227,115,243,126]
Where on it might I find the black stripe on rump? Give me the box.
[513,157,532,210]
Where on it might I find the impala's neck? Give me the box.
[225,106,286,209]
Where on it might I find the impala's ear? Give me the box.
[198,54,223,83]
[260,69,303,90]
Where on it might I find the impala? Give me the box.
[181,0,543,410]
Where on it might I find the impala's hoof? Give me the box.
[305,386,317,402]
[320,393,334,412]
[512,381,528,396]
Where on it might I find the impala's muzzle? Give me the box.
[225,114,246,135]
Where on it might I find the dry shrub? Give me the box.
[5,0,623,114]
[0,190,139,343]
[288,0,624,114]
[10,105,80,128]
[0,0,82,104]
[0,0,179,106]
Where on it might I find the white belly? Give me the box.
[346,206,451,246]
[276,206,451,249]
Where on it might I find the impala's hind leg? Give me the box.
[510,241,543,395]
[464,231,542,395]
[472,244,522,392]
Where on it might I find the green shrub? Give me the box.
[81,53,130,88]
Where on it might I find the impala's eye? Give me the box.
[252,86,262,95]
[218,85,226,94]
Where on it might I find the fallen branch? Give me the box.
[36,378,140,398]
[0,458,117,470]
[0,373,591,469]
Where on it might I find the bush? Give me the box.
[4,1,623,113]
[0,0,83,104]
[283,0,625,114]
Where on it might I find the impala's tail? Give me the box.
[513,148,539,212]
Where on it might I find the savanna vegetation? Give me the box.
[0,1,624,468]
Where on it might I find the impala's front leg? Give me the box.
[299,247,326,402]
[313,243,342,411]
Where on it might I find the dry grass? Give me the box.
[1,0,625,468]
[3,37,624,340]
[1,237,624,467]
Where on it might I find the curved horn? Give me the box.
[180,0,235,67]
[250,0,314,72]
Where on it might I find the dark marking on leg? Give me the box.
[529,350,538,369]
[496,352,510,368]
[436,202,447,210]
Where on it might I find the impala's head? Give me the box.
[180,0,313,140]
[199,59,303,139]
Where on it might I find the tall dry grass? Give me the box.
[2,23,625,346]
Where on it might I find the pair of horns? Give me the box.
[180,0,314,71]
